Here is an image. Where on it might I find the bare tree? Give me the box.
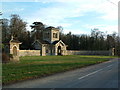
[9,14,27,38]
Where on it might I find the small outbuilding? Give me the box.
[32,27,67,56]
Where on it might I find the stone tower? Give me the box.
[9,36,22,62]
[43,27,59,43]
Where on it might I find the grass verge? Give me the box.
[2,55,117,85]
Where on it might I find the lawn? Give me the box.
[2,55,117,85]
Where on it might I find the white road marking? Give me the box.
[78,64,113,80]
[106,64,113,68]
[78,69,103,80]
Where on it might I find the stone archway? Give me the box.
[57,46,61,55]
[13,46,17,56]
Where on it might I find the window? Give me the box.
[13,46,17,56]
[53,33,57,38]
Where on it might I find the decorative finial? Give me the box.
[11,35,14,40]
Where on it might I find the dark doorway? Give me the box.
[57,46,61,55]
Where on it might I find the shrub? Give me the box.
[2,52,10,63]
[9,54,13,58]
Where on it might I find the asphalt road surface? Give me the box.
[3,58,119,88]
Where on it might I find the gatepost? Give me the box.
[9,36,22,62]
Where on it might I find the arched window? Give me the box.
[13,46,17,56]
[53,33,57,38]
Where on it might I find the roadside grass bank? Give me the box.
[2,55,117,85]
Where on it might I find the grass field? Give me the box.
[2,55,117,85]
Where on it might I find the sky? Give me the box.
[1,0,119,35]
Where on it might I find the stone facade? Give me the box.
[19,50,40,56]
[32,40,67,56]
[9,36,22,61]
[18,50,112,56]
[43,28,59,43]
[8,27,114,59]
[66,50,112,56]
[32,27,67,56]
[6,27,67,57]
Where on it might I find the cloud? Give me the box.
[63,28,90,35]
[9,0,118,34]
[25,3,85,29]
[30,0,118,23]
[3,8,24,13]
[96,0,118,21]
[84,24,118,34]
[101,25,118,33]
[25,0,96,25]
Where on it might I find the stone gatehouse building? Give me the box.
[8,27,67,57]
[5,27,113,62]
[32,27,67,56]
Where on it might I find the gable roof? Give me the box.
[52,40,59,45]
[54,40,66,46]
[32,39,50,45]
[32,39,67,46]
[44,26,59,31]
[10,39,21,43]
[41,40,50,44]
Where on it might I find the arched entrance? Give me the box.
[57,46,61,55]
[13,46,17,56]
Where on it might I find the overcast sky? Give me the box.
[1,0,119,34]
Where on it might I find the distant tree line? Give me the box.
[60,29,119,50]
[1,14,120,56]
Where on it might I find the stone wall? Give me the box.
[19,50,40,56]
[66,50,112,56]
[18,50,112,56]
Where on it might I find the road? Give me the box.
[3,58,119,88]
